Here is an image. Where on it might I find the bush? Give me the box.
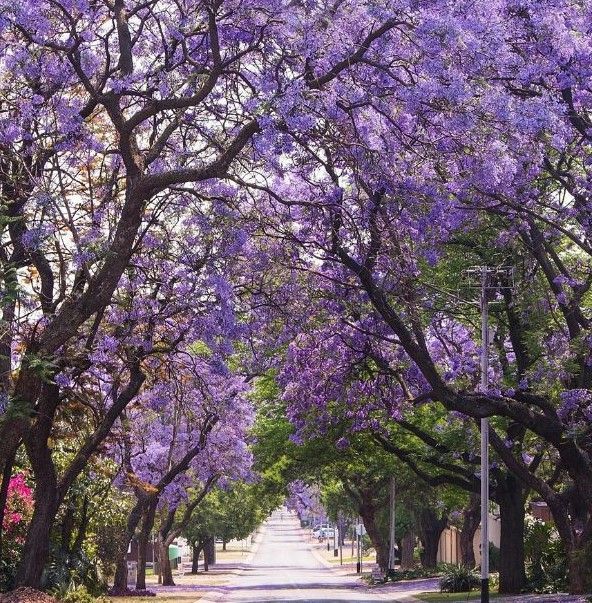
[439,564,480,593]
[42,550,106,597]
[489,543,500,573]
[0,555,19,592]
[524,516,568,593]
[51,582,106,603]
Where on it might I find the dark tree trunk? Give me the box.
[204,535,216,568]
[155,533,175,587]
[401,531,416,569]
[460,494,480,567]
[497,477,527,594]
[359,498,389,570]
[161,553,174,586]
[15,484,60,587]
[566,540,592,595]
[191,542,201,574]
[154,536,174,586]
[417,508,447,569]
[136,500,157,590]
[114,556,128,591]
[60,503,76,554]
[222,539,227,551]
[0,447,16,559]
[113,499,148,591]
[16,384,61,589]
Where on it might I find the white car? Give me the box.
[311,524,329,538]
[317,527,335,539]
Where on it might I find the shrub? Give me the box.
[0,555,19,592]
[52,582,107,603]
[0,473,34,591]
[489,543,500,573]
[42,549,106,597]
[524,516,568,593]
[439,564,480,593]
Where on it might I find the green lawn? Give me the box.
[416,590,501,602]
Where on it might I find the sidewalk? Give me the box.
[122,531,263,603]
[300,525,591,603]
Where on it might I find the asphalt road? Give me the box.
[205,509,413,603]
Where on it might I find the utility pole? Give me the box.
[463,265,513,603]
[480,266,490,603]
[388,476,396,573]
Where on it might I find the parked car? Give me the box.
[319,527,335,539]
[311,524,329,538]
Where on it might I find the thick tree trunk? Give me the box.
[359,499,389,570]
[162,554,174,586]
[222,539,227,551]
[16,385,62,589]
[15,485,60,587]
[566,543,592,595]
[497,479,527,594]
[156,536,175,586]
[417,508,447,569]
[113,499,148,591]
[204,535,216,568]
[460,494,480,567]
[136,501,157,590]
[0,448,16,559]
[401,531,416,569]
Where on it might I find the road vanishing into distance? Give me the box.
[202,510,426,603]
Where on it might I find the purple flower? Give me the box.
[335,437,350,450]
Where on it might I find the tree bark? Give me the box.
[204,535,216,568]
[136,500,157,590]
[191,542,201,574]
[359,497,389,570]
[16,387,60,588]
[417,508,447,569]
[161,550,174,586]
[113,499,148,590]
[0,447,16,559]
[155,533,175,586]
[401,531,416,569]
[15,484,60,587]
[497,479,527,594]
[566,544,592,595]
[460,494,480,567]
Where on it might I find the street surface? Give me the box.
[201,509,424,602]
